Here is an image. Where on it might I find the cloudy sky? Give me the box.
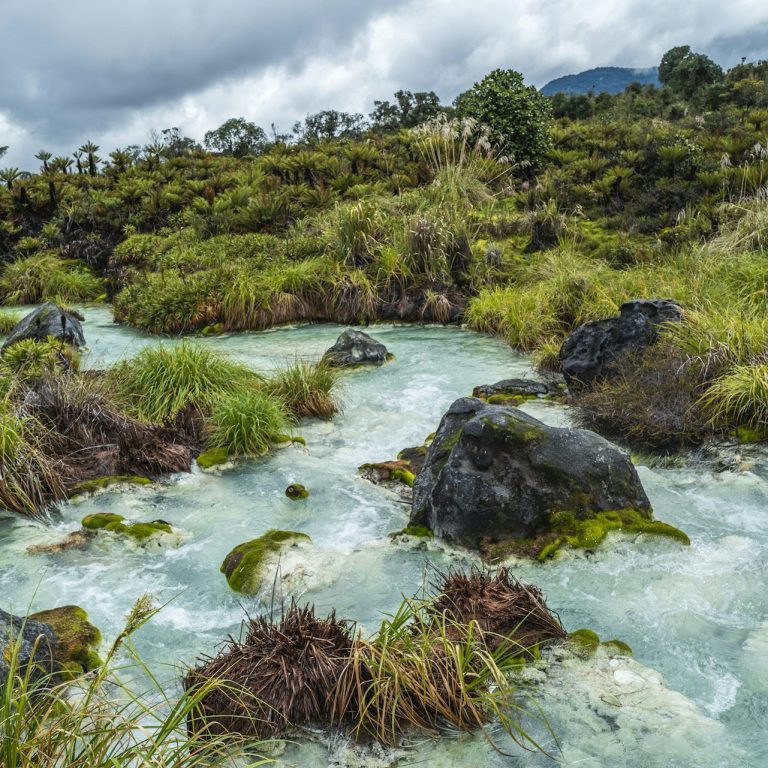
[2,0,768,168]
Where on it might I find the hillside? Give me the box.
[542,66,660,95]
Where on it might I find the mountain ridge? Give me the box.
[542,66,660,96]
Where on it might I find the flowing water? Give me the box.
[1,305,766,767]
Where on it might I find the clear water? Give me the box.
[1,305,765,767]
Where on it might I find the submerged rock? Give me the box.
[2,302,86,352]
[0,604,101,686]
[559,298,683,388]
[472,377,551,404]
[322,329,389,367]
[221,530,311,594]
[410,398,687,559]
[285,483,309,500]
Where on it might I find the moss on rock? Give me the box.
[69,475,151,495]
[81,512,174,542]
[221,530,311,595]
[285,483,309,500]
[392,524,434,539]
[28,605,102,679]
[568,628,633,659]
[196,447,230,469]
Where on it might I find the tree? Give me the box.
[294,110,366,142]
[78,142,100,176]
[156,127,201,158]
[369,90,445,131]
[659,46,723,99]
[204,118,268,157]
[455,69,552,167]
[0,146,7,160]
[35,150,52,172]
[0,167,21,190]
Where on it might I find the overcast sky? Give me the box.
[2,0,768,169]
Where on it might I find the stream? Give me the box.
[1,305,766,767]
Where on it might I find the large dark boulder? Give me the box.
[322,329,389,367]
[410,398,652,549]
[0,608,57,688]
[2,302,86,352]
[559,299,682,388]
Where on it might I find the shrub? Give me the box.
[698,363,768,428]
[0,253,103,305]
[110,342,260,423]
[206,389,292,456]
[0,312,20,335]
[0,338,80,379]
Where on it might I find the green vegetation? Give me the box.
[0,337,80,379]
[109,342,260,423]
[285,483,309,500]
[81,512,174,542]
[266,358,340,419]
[196,446,229,469]
[0,312,20,334]
[69,476,152,495]
[0,50,767,448]
[1,595,267,768]
[206,389,292,457]
[220,530,311,594]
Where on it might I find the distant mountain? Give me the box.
[541,66,660,96]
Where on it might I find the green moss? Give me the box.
[395,524,434,538]
[196,447,229,469]
[485,393,526,406]
[733,424,768,444]
[200,323,225,336]
[81,513,174,542]
[221,530,311,594]
[391,468,415,488]
[536,508,690,561]
[603,639,634,656]
[285,483,309,500]
[28,605,102,680]
[69,475,151,495]
[568,628,601,656]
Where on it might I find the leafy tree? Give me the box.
[204,118,268,157]
[369,90,445,131]
[0,146,7,160]
[294,110,366,142]
[157,127,201,158]
[455,69,552,167]
[659,46,723,98]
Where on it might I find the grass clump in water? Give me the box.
[110,342,261,423]
[206,389,292,457]
[265,358,340,419]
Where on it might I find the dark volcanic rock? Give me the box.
[410,398,651,548]
[2,302,86,352]
[472,378,551,400]
[0,608,57,688]
[322,329,389,367]
[559,299,682,388]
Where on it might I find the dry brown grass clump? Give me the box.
[429,567,567,653]
[184,602,355,739]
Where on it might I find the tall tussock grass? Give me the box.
[1,595,268,768]
[266,358,340,419]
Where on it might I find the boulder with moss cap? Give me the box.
[81,512,178,545]
[221,530,311,594]
[409,397,688,559]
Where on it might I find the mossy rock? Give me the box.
[81,513,174,542]
[390,524,434,539]
[69,475,151,496]
[200,323,225,336]
[28,606,102,679]
[197,447,230,470]
[359,460,415,488]
[221,530,311,595]
[733,424,768,444]
[568,628,633,659]
[285,483,309,500]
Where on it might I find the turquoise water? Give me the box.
[0,305,765,766]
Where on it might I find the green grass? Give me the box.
[0,312,20,335]
[206,389,292,456]
[698,363,768,428]
[265,358,340,419]
[0,338,80,379]
[0,253,103,306]
[110,342,261,423]
[0,595,268,768]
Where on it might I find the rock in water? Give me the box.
[410,398,658,553]
[2,302,86,352]
[0,608,57,688]
[322,329,389,367]
[559,299,682,388]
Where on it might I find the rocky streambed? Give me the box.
[1,305,767,767]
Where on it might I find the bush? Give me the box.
[0,311,20,335]
[110,342,260,423]
[698,363,768,428]
[0,253,103,305]
[206,389,292,456]
[0,338,80,379]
